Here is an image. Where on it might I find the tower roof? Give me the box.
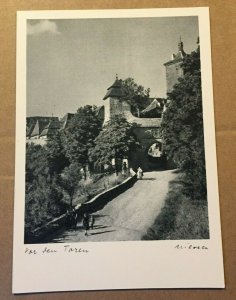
[164,37,186,66]
[103,76,124,100]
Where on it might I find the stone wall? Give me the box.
[165,60,183,93]
[103,97,164,171]
[103,97,161,128]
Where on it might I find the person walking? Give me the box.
[72,208,78,229]
[137,167,143,179]
[83,213,90,236]
[90,215,95,230]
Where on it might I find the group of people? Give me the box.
[65,209,95,236]
[64,165,144,236]
[129,166,143,179]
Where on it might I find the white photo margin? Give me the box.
[13,7,224,293]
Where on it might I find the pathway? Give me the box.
[49,170,177,243]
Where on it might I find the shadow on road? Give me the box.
[93,225,110,229]
[90,230,115,236]
[92,214,108,219]
[140,178,156,181]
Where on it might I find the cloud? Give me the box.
[27,20,60,36]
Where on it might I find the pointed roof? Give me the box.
[103,75,124,100]
[40,120,61,137]
[141,99,161,114]
[164,37,186,66]
[30,120,50,137]
[26,116,58,138]
[60,113,75,130]
[26,124,35,137]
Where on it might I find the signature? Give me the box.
[175,243,208,250]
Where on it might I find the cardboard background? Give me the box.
[0,1,235,299]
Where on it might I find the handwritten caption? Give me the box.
[174,243,208,250]
[25,243,208,256]
[25,245,89,255]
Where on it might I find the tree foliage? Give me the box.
[63,105,102,178]
[89,116,140,173]
[161,45,206,200]
[46,131,69,175]
[58,163,82,207]
[26,143,49,183]
[121,77,151,114]
[25,173,64,233]
[25,142,68,234]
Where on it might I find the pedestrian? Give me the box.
[122,161,127,175]
[137,167,143,179]
[90,215,95,230]
[65,210,71,228]
[83,213,90,236]
[72,208,78,229]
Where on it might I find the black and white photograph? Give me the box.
[13,8,224,293]
[25,15,209,244]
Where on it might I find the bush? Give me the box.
[25,176,64,233]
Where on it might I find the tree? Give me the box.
[63,105,102,179]
[121,77,150,116]
[46,131,69,176]
[25,174,64,233]
[26,143,49,184]
[89,116,140,175]
[58,163,82,208]
[25,143,66,235]
[161,45,206,200]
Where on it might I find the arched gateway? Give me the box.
[102,77,165,171]
[101,40,186,171]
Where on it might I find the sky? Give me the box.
[27,16,199,118]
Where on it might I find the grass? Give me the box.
[72,172,129,206]
[142,175,209,240]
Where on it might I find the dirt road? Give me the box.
[50,170,177,243]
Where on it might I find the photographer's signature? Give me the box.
[175,243,208,250]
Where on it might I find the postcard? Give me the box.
[13,7,224,293]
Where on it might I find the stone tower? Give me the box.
[164,37,186,93]
[103,75,125,124]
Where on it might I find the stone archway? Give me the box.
[128,127,166,172]
[146,141,166,170]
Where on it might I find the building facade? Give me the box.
[164,38,186,93]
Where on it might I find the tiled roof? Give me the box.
[27,116,59,138]
[164,50,186,66]
[124,110,162,128]
[60,113,74,130]
[31,120,50,137]
[141,99,161,114]
[40,121,61,137]
[26,124,35,137]
[103,79,124,100]
[164,39,186,66]
[94,106,104,121]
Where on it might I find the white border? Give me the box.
[13,8,224,293]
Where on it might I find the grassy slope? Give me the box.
[71,172,129,206]
[142,173,209,240]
